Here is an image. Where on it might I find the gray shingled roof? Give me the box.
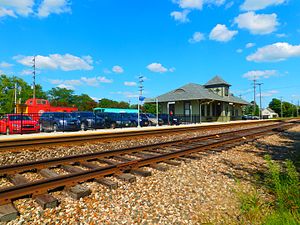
[205,75,231,86]
[145,83,249,105]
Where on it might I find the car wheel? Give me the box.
[81,122,87,131]
[6,127,10,135]
[110,122,116,129]
[53,124,58,132]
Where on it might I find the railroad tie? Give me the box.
[149,163,169,172]
[164,160,181,166]
[7,174,58,209]
[80,162,118,190]
[115,173,136,183]
[40,168,91,200]
[130,168,151,177]
[0,203,18,222]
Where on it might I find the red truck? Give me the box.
[0,114,40,135]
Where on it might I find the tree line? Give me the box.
[244,99,299,117]
[0,74,156,113]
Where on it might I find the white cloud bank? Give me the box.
[14,54,93,71]
[247,42,300,62]
[243,70,278,80]
[209,24,238,42]
[240,0,285,11]
[124,81,137,87]
[0,0,71,18]
[234,12,279,35]
[49,76,113,89]
[146,63,174,73]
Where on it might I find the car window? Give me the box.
[9,115,33,121]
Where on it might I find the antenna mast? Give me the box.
[32,56,36,99]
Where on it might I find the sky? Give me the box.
[0,0,300,107]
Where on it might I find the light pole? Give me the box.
[280,97,283,118]
[137,75,144,128]
[257,83,263,119]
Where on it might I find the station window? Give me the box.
[225,87,229,96]
[201,104,205,116]
[206,104,211,116]
[184,102,191,116]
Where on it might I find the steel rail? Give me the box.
[0,120,278,150]
[0,122,295,205]
[0,122,288,175]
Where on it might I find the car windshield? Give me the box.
[146,114,156,118]
[9,115,33,121]
[78,112,94,117]
[55,113,73,119]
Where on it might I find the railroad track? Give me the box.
[0,121,296,222]
[0,120,280,151]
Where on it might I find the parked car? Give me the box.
[96,112,133,128]
[0,114,40,135]
[144,113,164,126]
[242,115,259,120]
[128,113,149,127]
[39,112,81,132]
[72,111,105,130]
[159,114,181,125]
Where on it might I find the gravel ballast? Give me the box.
[0,123,298,224]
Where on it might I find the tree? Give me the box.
[47,87,75,107]
[269,98,298,117]
[269,98,281,115]
[0,74,47,113]
[73,94,97,111]
[244,101,259,116]
[142,103,159,114]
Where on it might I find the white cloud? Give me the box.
[0,0,34,17]
[236,49,243,53]
[243,70,278,80]
[38,0,71,18]
[97,76,113,83]
[189,32,205,43]
[0,61,13,68]
[276,33,287,38]
[209,24,238,42]
[124,81,137,87]
[247,42,300,62]
[112,65,124,74]
[234,12,279,35]
[170,10,190,23]
[175,0,203,10]
[49,76,113,89]
[225,1,234,9]
[14,54,93,71]
[57,84,74,90]
[20,69,33,76]
[169,67,176,72]
[111,91,139,98]
[147,63,172,73]
[103,68,112,74]
[260,90,279,97]
[240,0,285,11]
[246,42,256,48]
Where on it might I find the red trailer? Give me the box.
[16,98,78,120]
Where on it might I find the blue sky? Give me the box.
[0,0,300,107]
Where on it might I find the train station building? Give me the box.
[145,76,249,122]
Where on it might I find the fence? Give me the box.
[0,112,244,135]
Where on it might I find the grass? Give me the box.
[238,155,300,225]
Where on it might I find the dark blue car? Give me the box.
[72,111,105,130]
[39,112,81,132]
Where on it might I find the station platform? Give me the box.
[0,119,276,142]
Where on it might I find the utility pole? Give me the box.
[14,83,17,113]
[253,79,257,116]
[137,75,144,128]
[257,83,263,119]
[297,100,299,118]
[280,97,283,118]
[32,56,36,99]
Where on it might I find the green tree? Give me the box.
[73,94,97,111]
[269,98,281,115]
[142,103,159,114]
[0,74,47,113]
[244,101,259,116]
[47,87,75,107]
[269,98,298,117]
